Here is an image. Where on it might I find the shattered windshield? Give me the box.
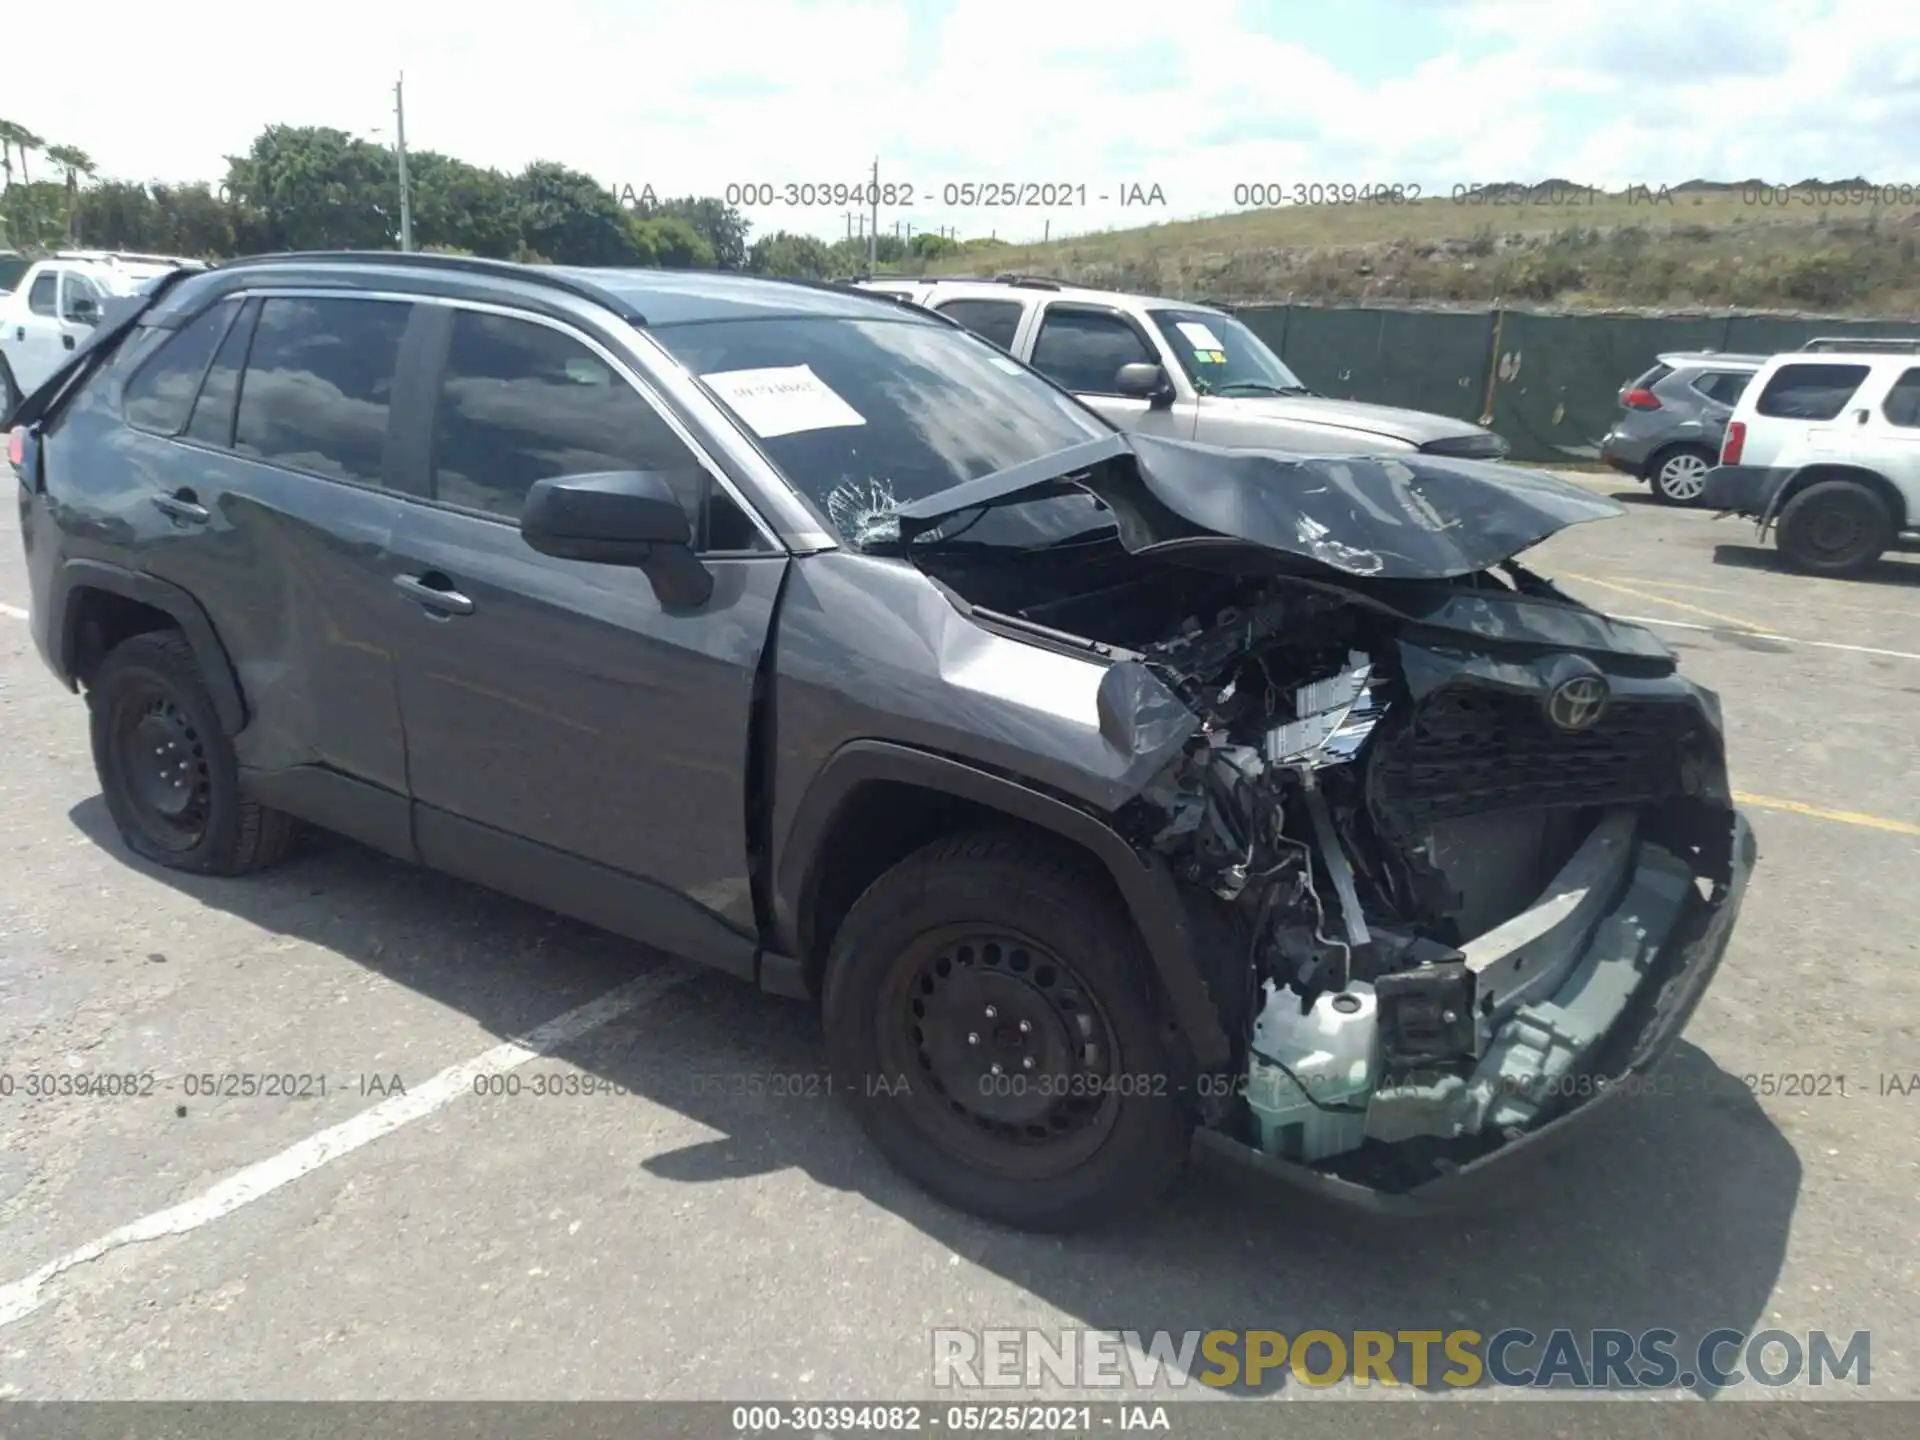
[1147,308,1311,397]
[649,315,1115,549]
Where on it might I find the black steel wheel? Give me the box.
[89,631,297,874]
[1776,479,1892,576]
[823,829,1190,1230]
[879,926,1124,1178]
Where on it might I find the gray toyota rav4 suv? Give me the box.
[10,254,1753,1230]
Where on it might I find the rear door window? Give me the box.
[27,271,57,317]
[234,296,411,485]
[1754,363,1872,421]
[932,298,1025,353]
[122,299,241,435]
[187,298,259,447]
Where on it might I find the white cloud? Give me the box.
[4,0,1915,247]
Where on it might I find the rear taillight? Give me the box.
[1623,387,1662,410]
[6,426,24,472]
[1721,420,1746,465]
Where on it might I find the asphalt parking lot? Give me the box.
[0,475,1916,1403]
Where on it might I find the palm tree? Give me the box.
[46,144,95,242]
[0,120,18,191]
[13,125,43,186]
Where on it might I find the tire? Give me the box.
[1774,479,1893,576]
[0,357,20,422]
[88,631,297,875]
[1647,445,1714,505]
[822,828,1191,1231]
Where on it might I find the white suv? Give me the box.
[1702,339,1920,575]
[0,251,200,414]
[856,275,1509,459]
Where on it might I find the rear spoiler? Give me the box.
[4,267,195,432]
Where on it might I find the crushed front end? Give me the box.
[895,436,1755,1207]
[1100,568,1752,1206]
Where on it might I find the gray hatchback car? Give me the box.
[1600,353,1765,504]
[12,253,1752,1230]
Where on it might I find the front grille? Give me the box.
[1367,685,1692,829]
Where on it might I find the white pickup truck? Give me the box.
[0,251,202,415]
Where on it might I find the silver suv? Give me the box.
[1599,352,1766,505]
[857,275,1510,459]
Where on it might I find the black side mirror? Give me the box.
[68,298,101,326]
[1114,362,1174,409]
[520,470,712,607]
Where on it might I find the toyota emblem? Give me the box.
[1546,675,1609,731]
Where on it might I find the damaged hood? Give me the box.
[1217,394,1497,450]
[895,432,1623,581]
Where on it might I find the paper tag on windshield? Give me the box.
[700,365,866,438]
[1175,321,1226,352]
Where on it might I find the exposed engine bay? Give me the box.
[918,551,1730,1190]
[896,434,1741,1190]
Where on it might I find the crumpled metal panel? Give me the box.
[893,430,1624,580]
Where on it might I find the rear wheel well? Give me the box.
[66,588,182,689]
[1776,465,1908,530]
[1646,439,1716,475]
[798,780,1129,998]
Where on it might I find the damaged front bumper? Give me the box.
[1192,806,1756,1215]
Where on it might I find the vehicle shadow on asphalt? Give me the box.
[70,799,1800,1401]
[1712,543,1920,588]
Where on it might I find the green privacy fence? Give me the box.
[1230,304,1920,463]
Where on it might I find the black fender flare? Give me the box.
[777,739,1230,1070]
[52,559,248,735]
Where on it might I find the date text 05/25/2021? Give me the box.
[608,182,1167,210]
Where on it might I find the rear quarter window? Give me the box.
[122,299,241,435]
[1754,363,1872,421]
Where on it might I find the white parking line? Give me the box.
[0,602,27,621]
[0,962,696,1329]
[1611,613,1920,663]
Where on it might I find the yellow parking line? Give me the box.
[1734,792,1920,837]
[1560,572,1769,633]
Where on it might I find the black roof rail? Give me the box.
[992,273,1063,290]
[1798,335,1920,353]
[212,250,650,324]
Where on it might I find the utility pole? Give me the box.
[394,72,413,252]
[868,157,879,268]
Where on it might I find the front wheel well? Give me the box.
[65,588,182,689]
[1774,465,1909,531]
[797,780,1129,999]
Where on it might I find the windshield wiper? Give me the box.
[1210,380,1315,397]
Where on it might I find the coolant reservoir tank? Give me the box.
[1245,980,1379,1163]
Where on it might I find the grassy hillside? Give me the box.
[908,181,1920,316]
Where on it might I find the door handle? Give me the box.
[393,572,475,616]
[62,334,76,350]
[152,492,210,524]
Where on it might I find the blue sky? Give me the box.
[8,0,1918,245]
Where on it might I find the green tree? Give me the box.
[629,213,715,269]
[405,152,522,258]
[224,125,399,250]
[750,230,835,278]
[0,120,46,245]
[909,231,959,261]
[514,161,638,265]
[45,144,96,242]
[650,195,750,269]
